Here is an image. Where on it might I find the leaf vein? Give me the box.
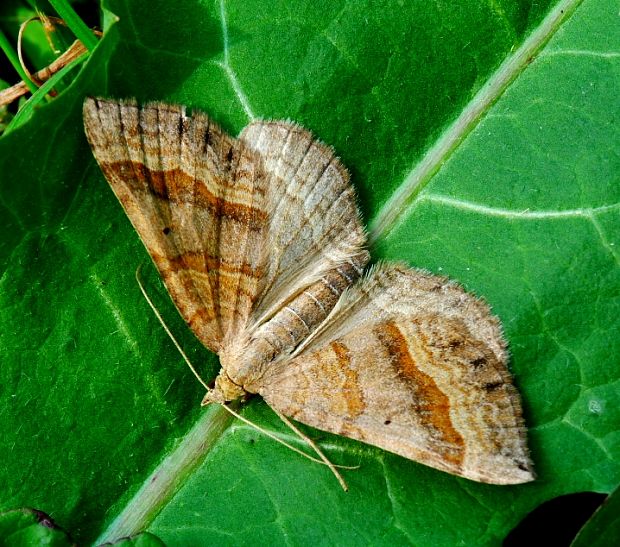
[216,0,255,120]
[420,194,620,219]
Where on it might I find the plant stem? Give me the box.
[4,52,88,134]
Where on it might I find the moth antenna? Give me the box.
[271,406,351,491]
[217,401,355,486]
[135,264,211,392]
[136,264,355,482]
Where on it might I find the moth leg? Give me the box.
[271,406,350,492]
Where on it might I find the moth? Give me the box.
[83,98,533,485]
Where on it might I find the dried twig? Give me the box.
[0,15,100,107]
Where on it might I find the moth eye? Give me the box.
[162,227,171,235]
[384,420,392,426]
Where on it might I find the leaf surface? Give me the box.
[0,508,72,546]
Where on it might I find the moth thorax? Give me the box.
[219,336,276,392]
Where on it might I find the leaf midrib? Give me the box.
[95,405,232,543]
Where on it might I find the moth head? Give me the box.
[201,370,246,406]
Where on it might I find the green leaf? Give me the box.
[103,531,166,547]
[0,26,38,94]
[0,508,72,546]
[48,0,99,51]
[1,0,618,545]
[572,487,620,547]
[0,508,164,547]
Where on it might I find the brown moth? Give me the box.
[83,98,534,485]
